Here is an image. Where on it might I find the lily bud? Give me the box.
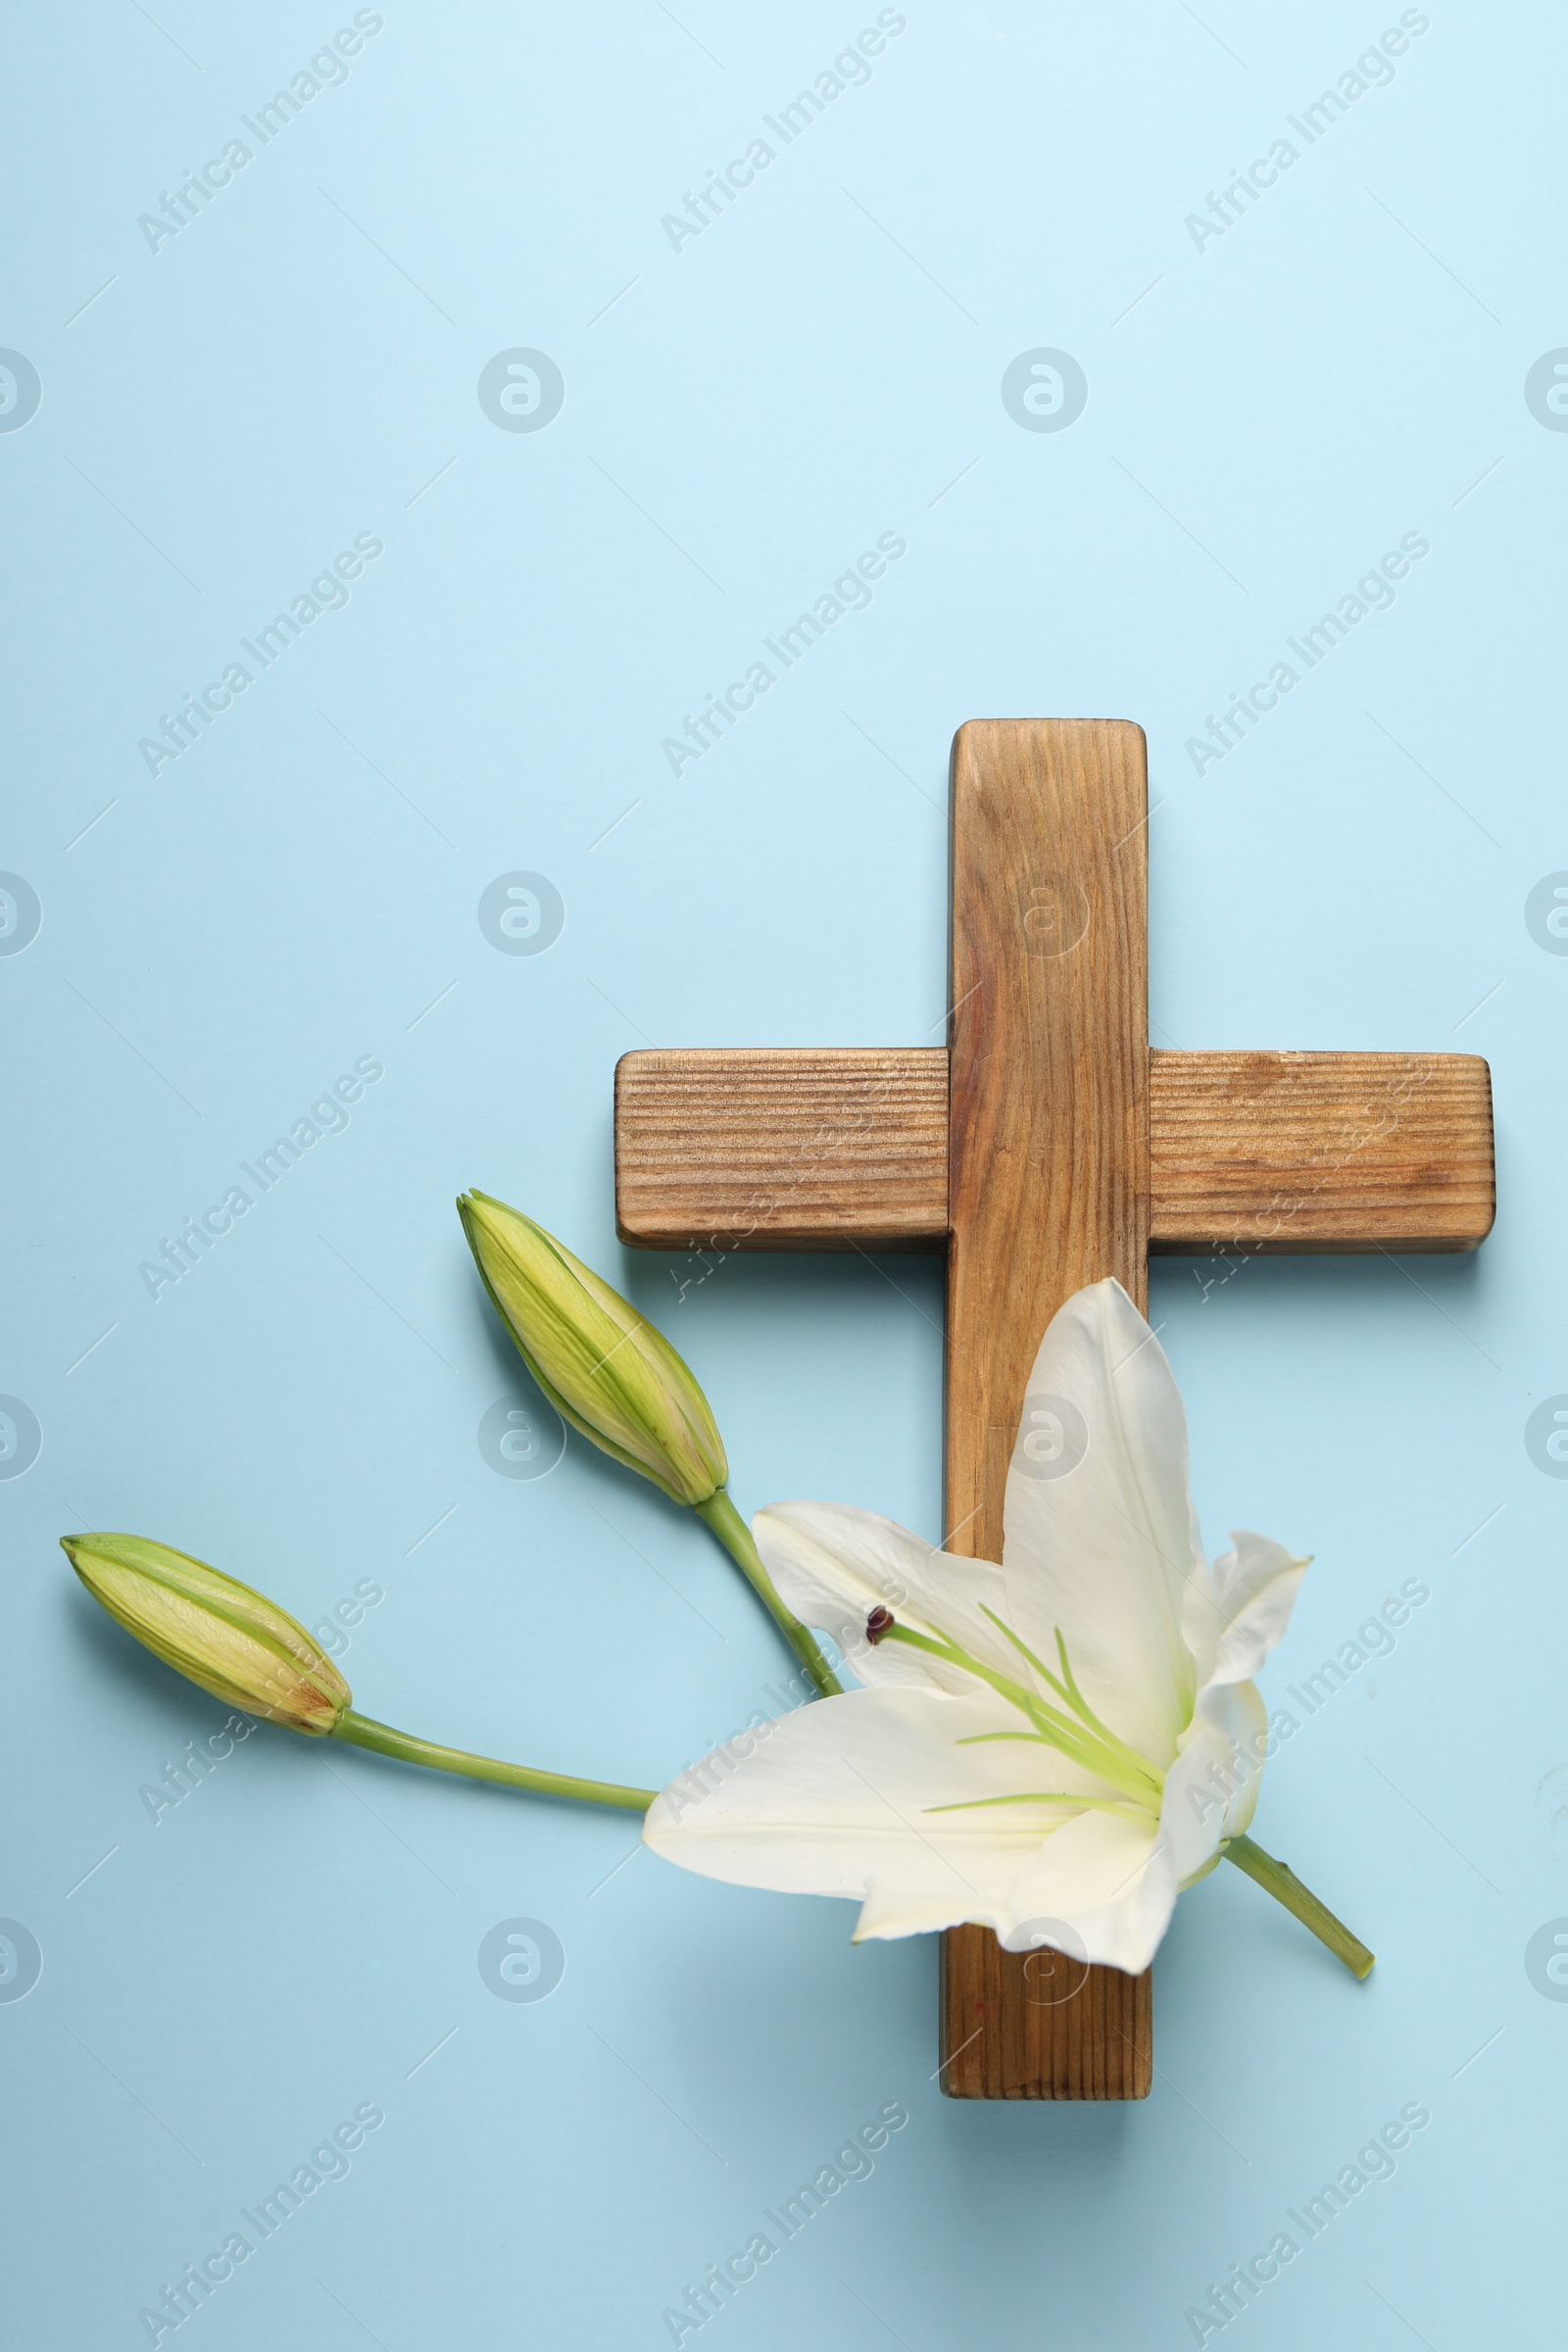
[62,1533,350,1736]
[457,1191,728,1506]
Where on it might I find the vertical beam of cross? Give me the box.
[940,718,1153,2099]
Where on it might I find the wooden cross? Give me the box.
[612,720,1494,2100]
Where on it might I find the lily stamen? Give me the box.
[879,1616,1162,1807]
[976,1606,1166,1800]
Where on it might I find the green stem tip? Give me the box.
[695,1490,845,1699]
[333,1711,655,1813]
[1224,1833,1375,1980]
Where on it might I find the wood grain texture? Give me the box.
[936,1927,1152,2101]
[614,1049,1494,1254]
[1146,1050,1494,1253]
[613,1049,947,1250]
[941,717,1152,2101]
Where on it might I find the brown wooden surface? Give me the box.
[940,718,1152,2100]
[615,1048,1494,1254]
[936,1928,1152,2101]
[1146,1050,1494,1252]
[614,1048,946,1250]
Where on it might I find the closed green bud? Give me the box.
[457,1191,728,1506]
[62,1533,350,1736]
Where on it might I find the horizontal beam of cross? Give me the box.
[614,1047,1494,1256]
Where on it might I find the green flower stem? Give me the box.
[695,1490,845,1699]
[333,1711,655,1812]
[1224,1833,1375,1980]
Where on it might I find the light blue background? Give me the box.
[3,3,1563,2344]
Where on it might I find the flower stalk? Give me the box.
[1223,1833,1375,1980]
[695,1490,843,1698]
[333,1712,654,1811]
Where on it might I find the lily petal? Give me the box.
[990,1808,1176,1975]
[753,1501,1024,1697]
[1161,1679,1270,1884]
[1202,1532,1310,1686]
[1003,1279,1200,1767]
[1213,1680,1269,1839]
[643,1687,1109,1909]
[852,1805,1171,1972]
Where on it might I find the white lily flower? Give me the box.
[643,1278,1317,1977]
